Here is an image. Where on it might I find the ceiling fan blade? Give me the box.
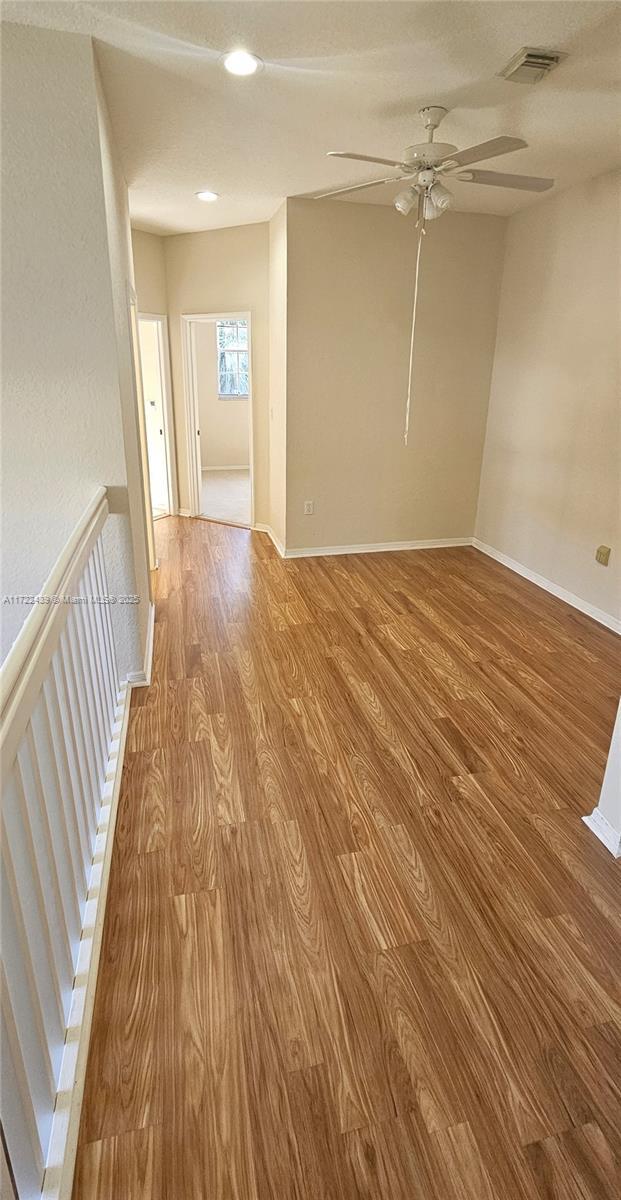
[327,151,407,169]
[438,136,527,170]
[455,169,554,192]
[313,175,409,200]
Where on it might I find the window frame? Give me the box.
[216,319,249,400]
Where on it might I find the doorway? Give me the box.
[128,289,156,575]
[181,312,254,527]
[137,314,177,519]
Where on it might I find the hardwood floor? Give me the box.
[74,517,621,1200]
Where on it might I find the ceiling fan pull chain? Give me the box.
[404,206,425,446]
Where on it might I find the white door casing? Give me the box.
[181,311,255,525]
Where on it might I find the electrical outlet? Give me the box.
[303,500,314,516]
[595,545,611,566]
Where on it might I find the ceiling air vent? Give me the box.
[498,47,567,84]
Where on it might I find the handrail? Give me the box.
[1,486,108,724]
[1,482,123,1199]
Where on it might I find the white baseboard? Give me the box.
[161,520,621,636]
[126,601,155,686]
[472,539,620,635]
[178,508,191,518]
[43,682,132,1199]
[582,808,621,858]
[203,465,249,472]
[254,523,286,558]
[283,537,472,560]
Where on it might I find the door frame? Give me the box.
[127,285,156,579]
[181,311,255,526]
[138,312,179,517]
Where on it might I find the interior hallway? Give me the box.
[74,516,621,1200]
[201,466,251,526]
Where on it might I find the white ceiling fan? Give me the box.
[315,106,554,218]
[314,107,554,447]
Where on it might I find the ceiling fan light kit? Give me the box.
[423,195,442,221]
[428,181,453,211]
[319,106,553,211]
[394,187,417,216]
[317,105,556,445]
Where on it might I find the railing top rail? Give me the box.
[1,487,108,723]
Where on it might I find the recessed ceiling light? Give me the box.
[196,190,219,202]
[222,49,263,76]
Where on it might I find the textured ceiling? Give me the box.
[4,2,621,233]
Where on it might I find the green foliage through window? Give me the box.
[217,320,249,397]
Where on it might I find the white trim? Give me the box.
[42,681,132,1199]
[254,523,286,558]
[178,508,191,518]
[582,699,621,857]
[126,601,155,687]
[169,523,621,638]
[138,313,179,517]
[582,809,621,858]
[127,287,156,576]
[283,537,472,560]
[203,464,250,472]
[181,317,201,518]
[472,539,620,635]
[181,312,255,526]
[182,311,254,322]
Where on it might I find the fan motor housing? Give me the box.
[402,142,457,167]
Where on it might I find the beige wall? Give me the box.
[476,170,620,622]
[268,203,288,545]
[132,229,167,314]
[163,223,269,519]
[285,199,506,549]
[194,322,250,469]
[1,22,145,677]
[95,63,152,663]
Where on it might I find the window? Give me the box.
[216,319,249,397]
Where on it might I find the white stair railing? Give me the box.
[1,487,130,1200]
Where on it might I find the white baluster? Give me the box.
[60,621,100,834]
[50,652,94,863]
[42,673,89,894]
[72,588,107,775]
[1,795,59,1095]
[0,488,131,1197]
[4,771,66,1034]
[1,976,46,1185]
[96,535,120,697]
[30,694,82,928]
[16,737,75,996]
[86,556,115,732]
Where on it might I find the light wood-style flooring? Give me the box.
[74,517,621,1200]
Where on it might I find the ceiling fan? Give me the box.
[314,107,554,446]
[315,106,554,217]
